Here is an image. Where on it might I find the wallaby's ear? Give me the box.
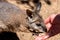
[26,9,33,18]
[44,0,51,5]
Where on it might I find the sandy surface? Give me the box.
[0,0,60,40]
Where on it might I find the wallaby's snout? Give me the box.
[36,23,47,33]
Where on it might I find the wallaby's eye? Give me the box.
[36,24,41,26]
[20,0,29,4]
[26,9,33,18]
[33,0,39,3]
[44,0,51,5]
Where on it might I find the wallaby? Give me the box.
[0,1,47,35]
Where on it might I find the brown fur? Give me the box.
[0,2,28,32]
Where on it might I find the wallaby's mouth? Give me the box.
[0,31,19,40]
[27,24,47,33]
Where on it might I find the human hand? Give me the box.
[35,14,60,40]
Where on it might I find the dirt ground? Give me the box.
[1,0,60,40]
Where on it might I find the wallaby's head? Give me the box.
[22,0,49,34]
[26,9,47,34]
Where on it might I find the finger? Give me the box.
[44,14,57,24]
[35,35,49,40]
[44,14,56,24]
[50,14,57,23]
[44,15,51,24]
[46,23,51,31]
[35,36,42,40]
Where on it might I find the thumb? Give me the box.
[44,14,57,24]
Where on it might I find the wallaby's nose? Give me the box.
[42,26,47,32]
